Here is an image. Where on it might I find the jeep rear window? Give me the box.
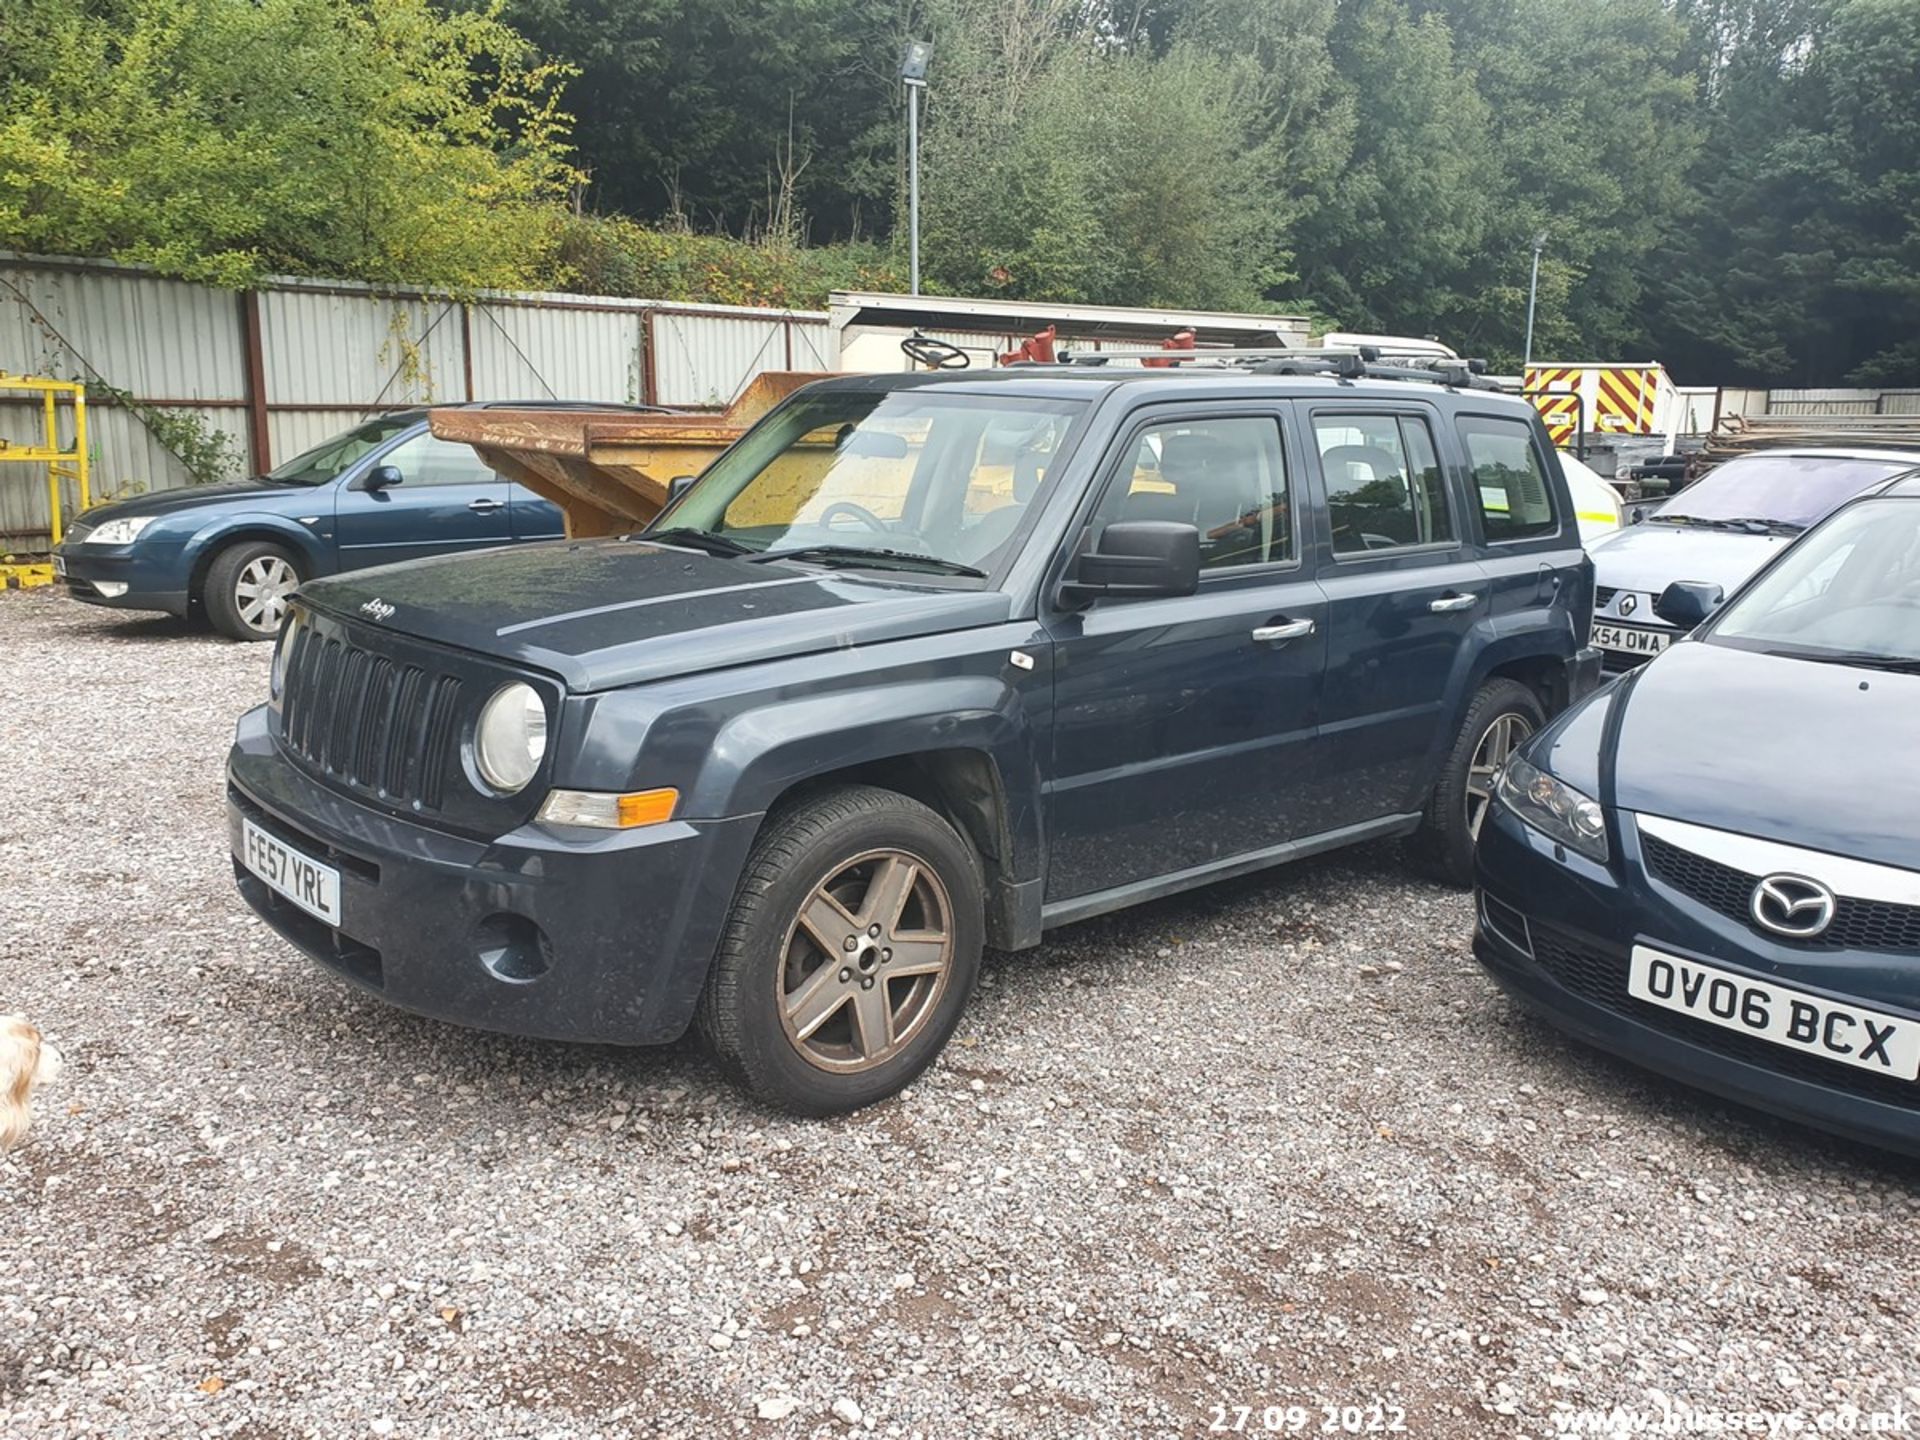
[667,390,1086,575]
[1314,413,1454,554]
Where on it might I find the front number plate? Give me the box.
[1629,945,1920,1081]
[1592,621,1669,657]
[240,818,342,927]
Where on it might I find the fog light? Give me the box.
[474,913,550,983]
[94,580,129,598]
[537,787,679,829]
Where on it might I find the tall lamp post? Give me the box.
[1522,230,1548,369]
[900,40,932,296]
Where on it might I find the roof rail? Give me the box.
[1048,344,1507,391]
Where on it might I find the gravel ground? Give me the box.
[1,588,1916,1440]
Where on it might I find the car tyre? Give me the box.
[697,785,984,1115]
[1408,677,1546,887]
[205,541,302,641]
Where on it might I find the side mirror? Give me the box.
[1062,521,1200,602]
[1654,579,1723,630]
[363,464,404,491]
[666,474,698,505]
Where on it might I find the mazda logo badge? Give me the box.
[1749,873,1836,938]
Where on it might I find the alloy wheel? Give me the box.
[778,848,954,1074]
[235,555,298,634]
[1466,712,1534,840]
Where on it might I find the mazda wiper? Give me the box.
[749,544,986,578]
[644,527,756,557]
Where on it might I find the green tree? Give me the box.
[1286,0,1500,340]
[1443,0,1697,364]
[0,0,578,289]
[493,0,906,239]
[914,0,1292,308]
[1648,0,1920,384]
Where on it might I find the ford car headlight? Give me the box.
[474,683,547,794]
[1494,754,1608,862]
[83,514,159,546]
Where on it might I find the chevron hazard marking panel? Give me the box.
[1594,367,1655,434]
[1524,366,1581,446]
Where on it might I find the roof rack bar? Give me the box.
[1046,344,1507,391]
[1054,345,1355,364]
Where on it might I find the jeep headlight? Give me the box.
[83,514,159,546]
[269,616,297,699]
[474,683,547,794]
[1494,754,1608,862]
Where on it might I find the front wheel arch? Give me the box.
[202,539,306,640]
[186,524,323,615]
[696,783,986,1114]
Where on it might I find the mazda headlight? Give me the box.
[474,683,547,794]
[1494,754,1608,862]
[83,515,159,546]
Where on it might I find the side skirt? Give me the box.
[1038,812,1422,932]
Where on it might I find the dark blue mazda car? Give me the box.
[52,402,659,640]
[1475,469,1920,1155]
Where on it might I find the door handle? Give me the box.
[467,497,505,513]
[1428,593,1478,613]
[1251,618,1316,643]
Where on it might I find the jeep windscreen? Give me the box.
[654,389,1087,578]
[266,414,424,486]
[1709,496,1920,666]
[1651,452,1911,531]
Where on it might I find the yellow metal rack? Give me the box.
[0,372,90,588]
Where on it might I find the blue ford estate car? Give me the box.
[54,403,660,640]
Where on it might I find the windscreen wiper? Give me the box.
[643,527,756,557]
[1653,515,1799,535]
[1786,650,1920,673]
[749,544,986,578]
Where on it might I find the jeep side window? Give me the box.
[1314,414,1453,554]
[1459,416,1558,541]
[1098,417,1291,570]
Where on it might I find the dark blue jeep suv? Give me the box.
[225,361,1599,1112]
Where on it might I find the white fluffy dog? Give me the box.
[0,1015,62,1152]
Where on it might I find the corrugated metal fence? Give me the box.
[0,253,830,547]
[1718,387,1920,420]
